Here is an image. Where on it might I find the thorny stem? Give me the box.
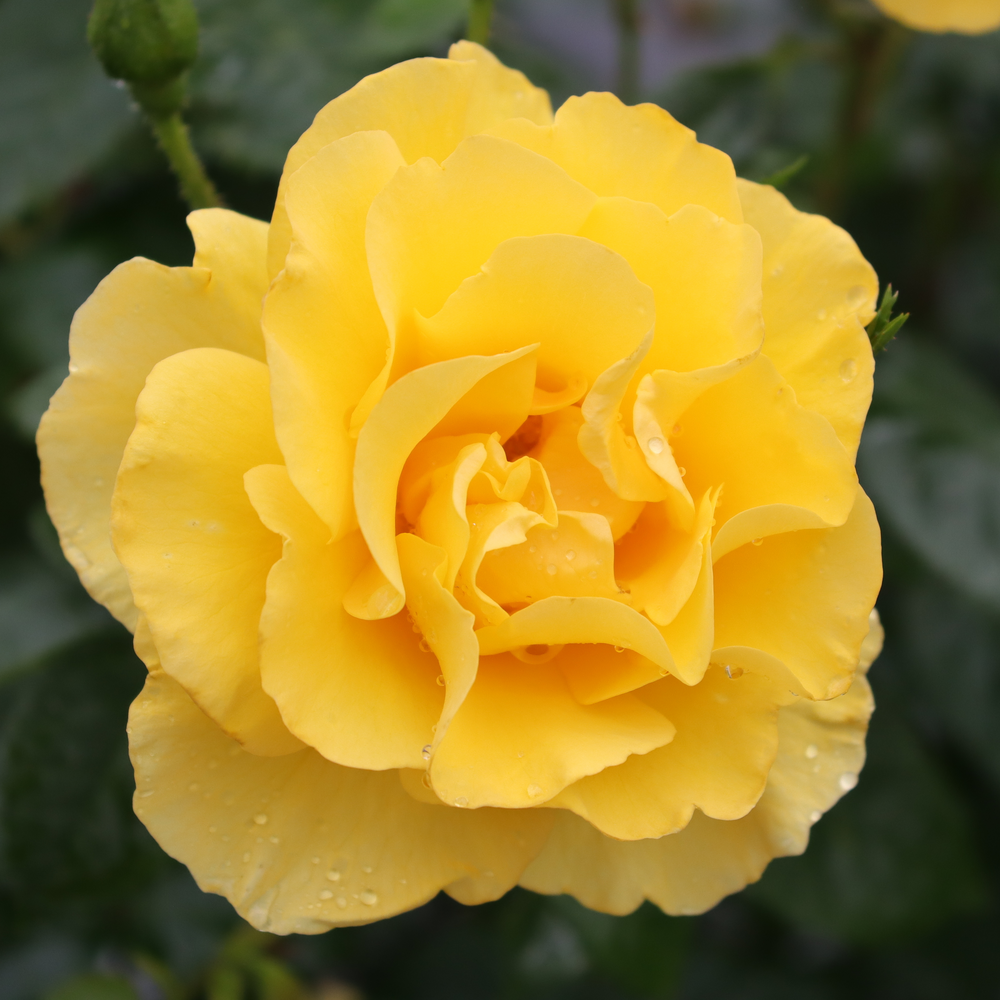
[467,0,494,47]
[148,111,221,210]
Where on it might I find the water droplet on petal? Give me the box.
[436,674,445,686]
[546,564,557,575]
[242,852,251,863]
[254,813,268,825]
[362,865,373,873]
[817,308,827,321]
[677,467,686,477]
[810,809,822,823]
[327,869,341,882]
[336,896,348,908]
[589,497,600,507]
[839,772,858,791]
[311,856,320,864]
[805,744,819,759]
[527,784,543,798]
[565,550,575,561]
[360,891,378,906]
[418,638,431,653]
[421,745,432,760]
[647,437,664,455]
[839,358,857,382]
[454,796,469,807]
[319,889,333,900]
[613,645,625,653]
[751,537,763,546]
[528,545,537,553]
[208,826,217,833]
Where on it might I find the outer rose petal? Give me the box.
[713,489,882,700]
[737,179,877,457]
[264,130,406,538]
[487,92,742,223]
[248,465,443,771]
[38,209,268,629]
[129,671,554,933]
[549,661,795,840]
[429,653,675,809]
[872,0,1000,32]
[578,198,764,374]
[519,664,874,916]
[112,348,301,756]
[268,42,553,278]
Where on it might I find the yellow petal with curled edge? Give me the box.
[478,511,623,608]
[457,502,550,626]
[354,345,537,605]
[397,533,479,751]
[249,464,442,771]
[264,130,406,539]
[617,490,716,627]
[428,653,675,809]
[631,353,755,529]
[668,353,858,536]
[415,443,488,591]
[111,349,300,757]
[533,407,645,540]
[737,179,877,456]
[129,670,554,932]
[267,42,553,278]
[558,645,666,705]
[871,0,1000,33]
[713,489,882,701]
[550,658,796,840]
[579,198,763,375]
[487,92,742,223]
[365,137,595,388]
[39,210,268,630]
[415,233,654,393]
[578,329,669,503]
[476,597,676,676]
[518,656,873,916]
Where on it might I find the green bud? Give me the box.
[88,0,199,116]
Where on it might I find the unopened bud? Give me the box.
[88,0,199,117]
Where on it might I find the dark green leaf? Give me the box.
[866,284,909,354]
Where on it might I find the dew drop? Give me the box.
[817,308,827,321]
[810,809,822,823]
[647,437,664,455]
[336,896,348,909]
[527,784,543,798]
[421,745,432,760]
[546,564,557,575]
[242,852,251,863]
[360,890,378,906]
[751,537,763,546]
[454,796,469,807]
[565,550,576,561]
[68,362,79,373]
[327,869,341,882]
[805,744,819,759]
[418,638,431,653]
[613,645,626,653]
[362,865,373,873]
[270,836,280,844]
[254,813,268,825]
[724,664,743,678]
[589,497,600,507]
[436,674,445,686]
[311,857,321,864]
[528,545,537,553]
[319,890,334,900]
[839,772,858,791]
[770,264,784,278]
[677,467,686,477]
[839,358,857,382]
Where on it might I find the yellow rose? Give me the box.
[38,42,883,933]
[871,0,1000,32]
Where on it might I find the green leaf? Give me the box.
[749,710,986,943]
[866,284,909,354]
[860,340,1000,608]
[0,632,157,898]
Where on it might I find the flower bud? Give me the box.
[87,0,198,117]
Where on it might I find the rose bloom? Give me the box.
[38,43,883,932]
[872,0,1000,32]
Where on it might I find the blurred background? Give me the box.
[2,0,1000,996]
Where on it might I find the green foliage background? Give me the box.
[3,0,1000,996]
